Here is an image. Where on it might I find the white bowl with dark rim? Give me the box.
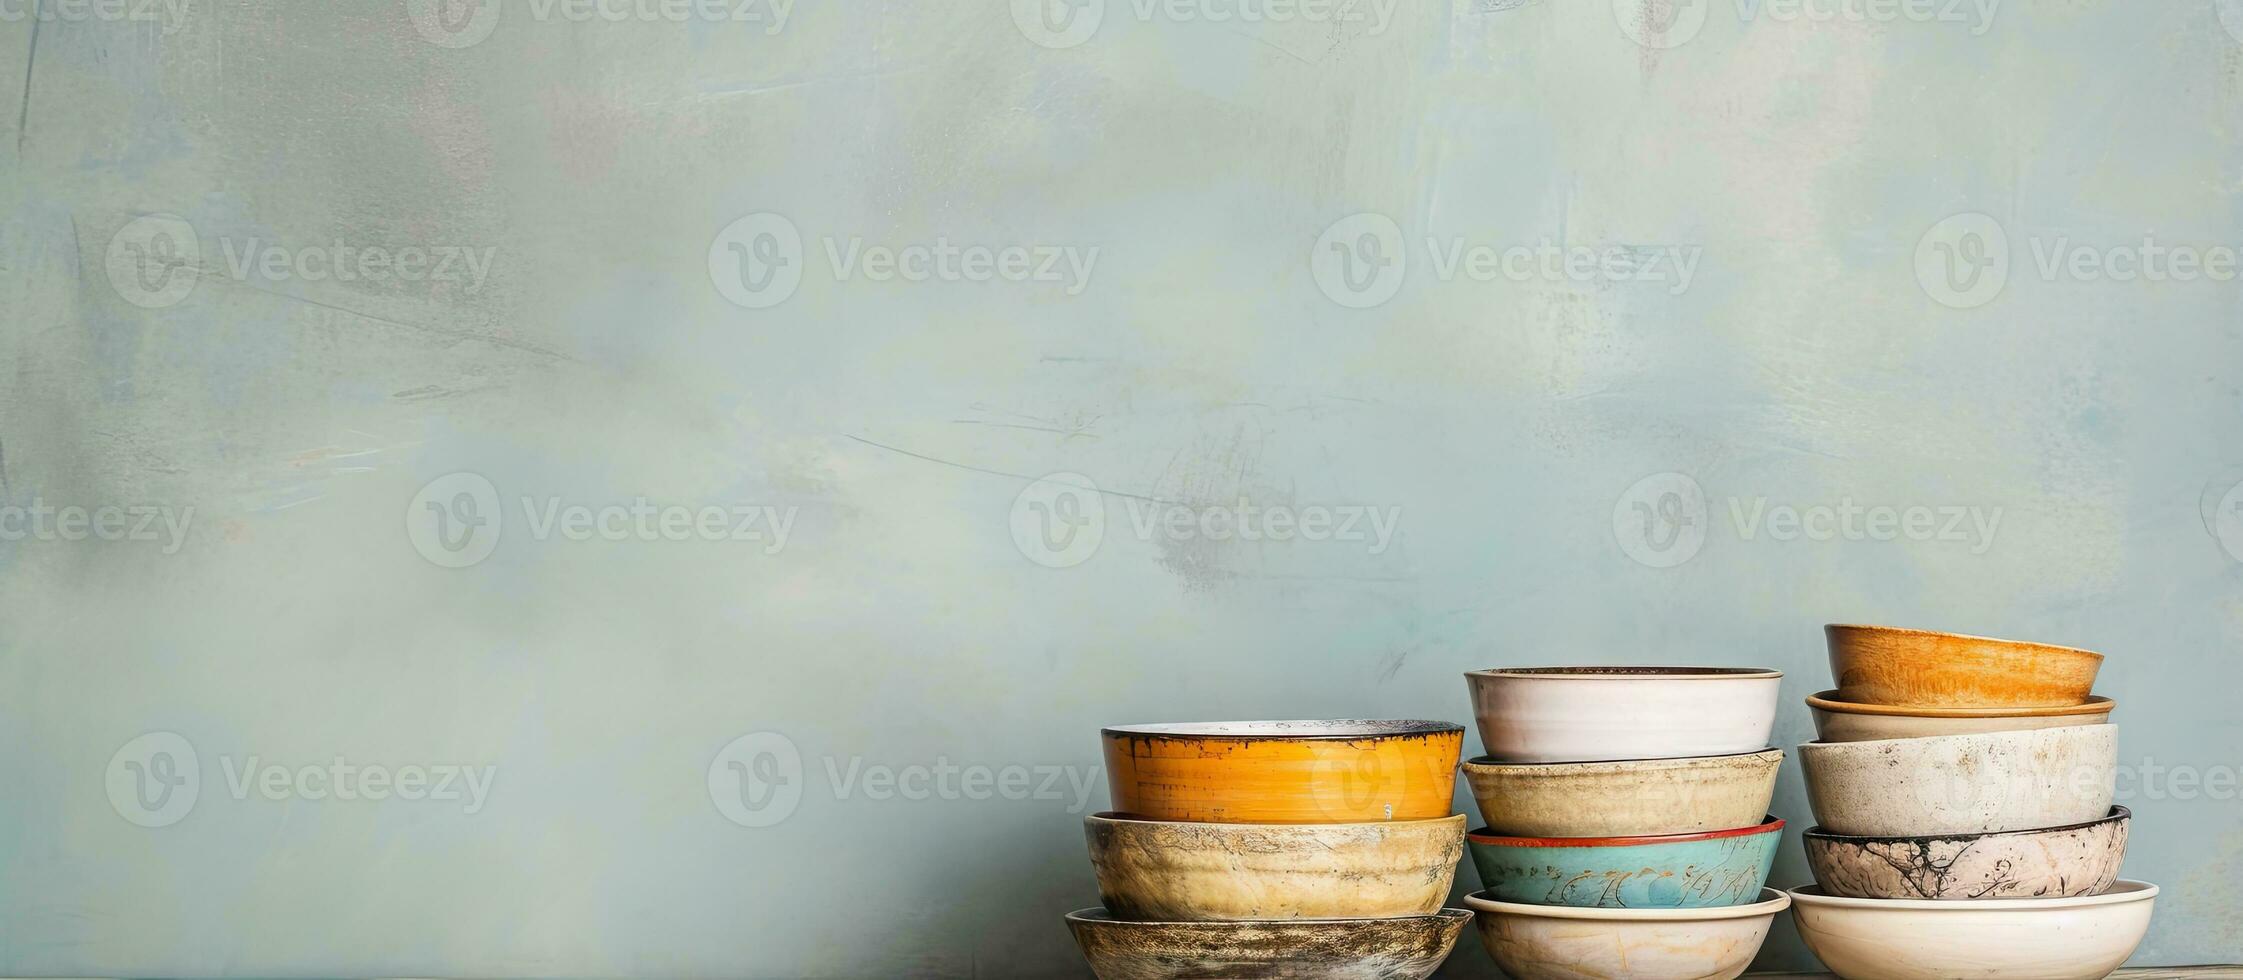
[1465,667,1783,763]
[1803,806,2128,900]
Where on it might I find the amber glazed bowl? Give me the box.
[1101,720,1464,824]
[1806,690,2116,742]
[1825,624,2103,708]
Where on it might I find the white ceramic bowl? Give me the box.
[1807,690,2116,742]
[1465,667,1782,763]
[1788,880,2157,979]
[1798,724,2116,837]
[1463,887,1790,980]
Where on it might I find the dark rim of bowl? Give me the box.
[1100,719,1464,740]
[1065,907,1473,926]
[1467,666,1783,679]
[1469,815,1784,847]
[1803,806,2129,843]
[1463,747,1783,770]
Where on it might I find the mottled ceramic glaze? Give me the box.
[1085,812,1464,921]
[1804,807,2128,900]
[1065,908,1470,980]
[1807,690,2116,742]
[1799,725,2117,837]
[1825,624,2103,708]
[1101,720,1464,823]
[1463,887,1790,980]
[1466,817,1783,909]
[1464,748,1782,838]
[1466,667,1783,763]
[1788,880,2157,979]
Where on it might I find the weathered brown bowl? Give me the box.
[1807,690,2116,742]
[1065,908,1471,980]
[1825,624,2103,707]
[1101,720,1464,824]
[1084,813,1464,921]
[1803,807,2129,900]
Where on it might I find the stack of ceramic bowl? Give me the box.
[1455,667,1795,980]
[1064,720,1472,980]
[1790,625,2158,980]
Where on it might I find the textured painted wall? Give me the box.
[3,0,2241,975]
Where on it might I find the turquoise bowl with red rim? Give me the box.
[1467,816,1784,909]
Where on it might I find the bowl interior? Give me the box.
[1463,747,1782,772]
[1806,690,2115,719]
[1101,719,1462,739]
[1066,907,1473,928]
[1464,887,1790,919]
[1824,623,2104,661]
[1803,806,2129,843]
[1798,722,2114,755]
[1470,815,1783,847]
[1789,879,2155,910]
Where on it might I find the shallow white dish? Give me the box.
[1787,880,2156,979]
[1798,724,2116,837]
[1462,887,1789,980]
[1465,667,1782,763]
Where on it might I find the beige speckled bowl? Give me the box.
[1463,887,1790,980]
[1807,691,2115,742]
[1798,725,2116,837]
[1463,749,1782,838]
[1084,812,1464,921]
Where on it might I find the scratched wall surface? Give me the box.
[2,0,2241,975]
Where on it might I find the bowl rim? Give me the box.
[1802,806,2129,844]
[1085,810,1467,831]
[1100,719,1464,740]
[1462,747,1783,773]
[1806,690,2115,719]
[1797,722,2116,754]
[1466,666,1783,680]
[1787,879,2156,910]
[1065,907,1473,927]
[1823,623,2105,661]
[1469,815,1783,848]
[1463,887,1790,919]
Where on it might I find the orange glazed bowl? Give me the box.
[1825,625,2103,708]
[1101,720,1464,824]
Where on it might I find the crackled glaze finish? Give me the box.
[1467,819,1782,909]
[1085,813,1464,920]
[1065,909,1469,980]
[1464,749,1782,838]
[1804,807,2128,900]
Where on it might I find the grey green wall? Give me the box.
[4,0,2241,975]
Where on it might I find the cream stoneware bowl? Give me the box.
[1066,908,1470,980]
[1804,807,2129,900]
[1807,690,2116,742]
[1084,812,1464,921]
[1464,887,1790,980]
[1825,624,2103,708]
[1788,880,2157,979]
[1466,667,1782,763]
[1798,724,2116,837]
[1463,749,1782,838]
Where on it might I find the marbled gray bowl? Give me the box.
[1803,806,2128,900]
